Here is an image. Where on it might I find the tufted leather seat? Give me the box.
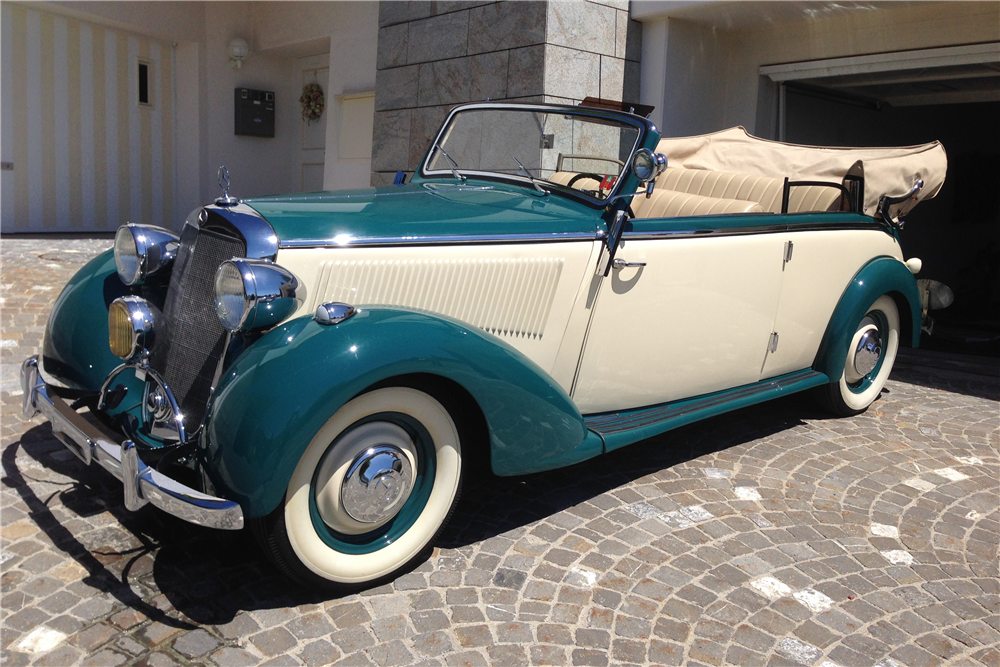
[656,167,784,213]
[631,189,763,219]
[653,167,843,214]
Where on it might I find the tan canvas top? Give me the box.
[654,127,948,219]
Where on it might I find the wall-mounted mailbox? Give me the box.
[235,88,275,137]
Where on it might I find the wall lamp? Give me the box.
[228,38,250,69]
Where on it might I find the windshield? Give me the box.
[424,106,642,202]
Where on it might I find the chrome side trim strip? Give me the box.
[585,369,824,435]
[278,221,879,249]
[622,221,883,241]
[20,356,244,530]
[279,231,603,249]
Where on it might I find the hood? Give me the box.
[243,181,603,243]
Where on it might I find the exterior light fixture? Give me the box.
[228,38,250,69]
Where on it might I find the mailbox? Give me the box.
[235,88,275,138]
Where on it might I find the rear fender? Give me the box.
[813,256,921,380]
[203,308,598,518]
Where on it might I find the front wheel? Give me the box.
[817,295,900,416]
[252,387,462,589]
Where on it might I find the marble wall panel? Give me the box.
[372,109,412,172]
[379,1,433,28]
[507,45,546,99]
[546,1,616,57]
[468,2,548,55]
[544,44,600,101]
[371,171,398,186]
[372,0,639,183]
[600,55,624,101]
[377,23,409,70]
[375,64,420,111]
[409,105,452,170]
[418,58,472,106]
[407,10,469,64]
[470,51,509,101]
[589,0,628,9]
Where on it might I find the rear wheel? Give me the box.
[817,295,900,416]
[252,387,462,589]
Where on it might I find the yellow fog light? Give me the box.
[108,297,159,361]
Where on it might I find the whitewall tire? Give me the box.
[253,387,462,588]
[819,295,900,416]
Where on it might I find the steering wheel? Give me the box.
[567,172,605,188]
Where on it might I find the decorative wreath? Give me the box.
[300,83,325,123]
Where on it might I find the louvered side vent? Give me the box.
[309,258,564,340]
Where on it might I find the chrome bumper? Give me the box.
[19,356,244,530]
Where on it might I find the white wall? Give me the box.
[7,1,378,231]
[248,1,379,190]
[637,2,1000,138]
[200,2,298,203]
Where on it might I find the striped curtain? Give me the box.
[1,5,174,231]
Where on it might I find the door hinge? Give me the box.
[769,332,779,353]
[783,240,794,266]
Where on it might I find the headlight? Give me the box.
[213,259,304,333]
[631,148,667,183]
[108,297,160,360]
[113,224,180,285]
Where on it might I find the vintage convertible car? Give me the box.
[21,102,947,589]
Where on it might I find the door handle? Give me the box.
[612,258,646,270]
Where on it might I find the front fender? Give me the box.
[203,308,597,518]
[813,255,921,380]
[41,250,129,389]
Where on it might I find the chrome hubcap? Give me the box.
[341,445,413,524]
[853,328,882,377]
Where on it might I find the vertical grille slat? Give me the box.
[151,225,246,427]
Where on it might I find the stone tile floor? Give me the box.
[1,238,998,667]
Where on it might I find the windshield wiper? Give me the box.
[513,156,548,196]
[432,144,465,183]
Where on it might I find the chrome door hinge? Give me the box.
[783,241,794,266]
[769,332,779,353]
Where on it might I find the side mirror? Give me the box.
[632,149,667,198]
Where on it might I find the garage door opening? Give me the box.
[762,44,1000,357]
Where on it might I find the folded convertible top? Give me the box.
[655,126,947,219]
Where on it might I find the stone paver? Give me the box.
[1,238,998,666]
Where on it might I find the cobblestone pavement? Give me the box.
[2,238,998,667]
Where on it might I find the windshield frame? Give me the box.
[419,102,654,207]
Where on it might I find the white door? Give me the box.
[572,233,787,414]
[296,54,329,192]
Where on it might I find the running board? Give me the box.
[584,369,829,452]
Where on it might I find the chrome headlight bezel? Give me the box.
[632,148,668,183]
[113,224,180,286]
[213,259,304,333]
[108,296,161,361]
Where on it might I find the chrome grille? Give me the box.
[150,224,245,427]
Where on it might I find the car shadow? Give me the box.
[0,387,881,626]
[889,359,1000,402]
[439,390,818,550]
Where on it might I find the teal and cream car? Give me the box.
[21,102,946,589]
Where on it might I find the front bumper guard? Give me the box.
[19,356,243,530]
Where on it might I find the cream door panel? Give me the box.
[573,235,785,414]
[762,230,904,379]
[275,243,596,390]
